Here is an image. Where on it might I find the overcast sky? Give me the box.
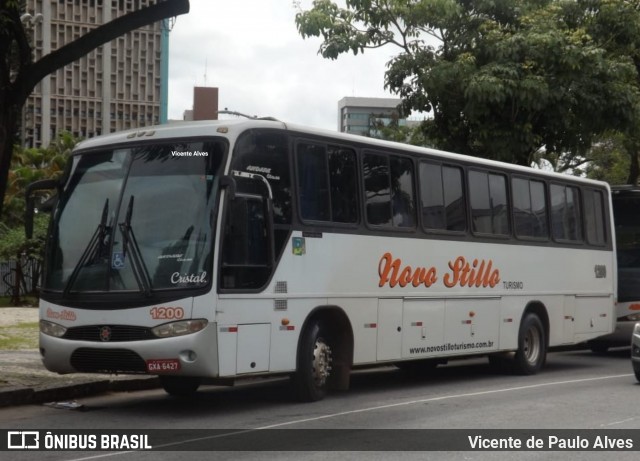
[167,0,398,131]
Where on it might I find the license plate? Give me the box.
[146,359,181,373]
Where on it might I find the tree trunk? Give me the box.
[10,251,24,306]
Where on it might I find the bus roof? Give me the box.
[74,118,609,189]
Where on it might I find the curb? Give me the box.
[0,377,161,408]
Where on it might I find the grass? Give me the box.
[0,296,39,308]
[0,322,39,350]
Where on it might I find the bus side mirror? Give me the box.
[25,178,60,239]
[220,175,237,201]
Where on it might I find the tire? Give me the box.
[291,320,333,402]
[160,376,201,397]
[634,363,640,383]
[512,313,546,375]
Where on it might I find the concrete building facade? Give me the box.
[22,0,170,148]
[338,96,405,137]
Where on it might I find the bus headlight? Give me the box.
[40,320,67,338]
[152,319,208,338]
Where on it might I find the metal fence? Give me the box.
[0,259,39,297]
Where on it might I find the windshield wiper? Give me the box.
[119,195,153,296]
[63,198,111,296]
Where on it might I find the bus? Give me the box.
[587,185,640,352]
[27,119,616,402]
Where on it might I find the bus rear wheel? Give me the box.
[292,320,333,402]
[513,313,546,375]
[160,376,201,397]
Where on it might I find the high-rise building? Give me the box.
[21,0,170,148]
[338,97,405,137]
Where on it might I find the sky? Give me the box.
[167,0,399,131]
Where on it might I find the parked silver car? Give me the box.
[633,323,640,382]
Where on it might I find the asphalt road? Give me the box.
[1,347,639,461]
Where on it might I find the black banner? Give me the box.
[2,429,640,451]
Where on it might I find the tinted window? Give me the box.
[232,130,292,259]
[512,177,548,239]
[232,131,291,225]
[364,152,415,228]
[364,153,391,225]
[584,189,606,245]
[296,142,358,224]
[390,156,416,228]
[419,162,465,232]
[328,146,358,223]
[297,143,330,221]
[550,184,583,242]
[469,170,509,235]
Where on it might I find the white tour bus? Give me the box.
[27,119,616,401]
[587,185,640,352]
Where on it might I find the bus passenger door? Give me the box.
[401,298,445,359]
[377,298,403,361]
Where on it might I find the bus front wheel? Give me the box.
[292,320,333,402]
[513,313,546,375]
[160,376,201,397]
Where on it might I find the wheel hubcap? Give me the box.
[312,338,332,387]
[523,326,541,365]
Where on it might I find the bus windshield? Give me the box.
[44,139,226,297]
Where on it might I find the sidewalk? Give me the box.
[0,308,160,407]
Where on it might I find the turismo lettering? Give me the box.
[378,253,500,289]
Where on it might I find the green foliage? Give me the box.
[583,134,630,185]
[0,213,49,262]
[296,0,640,166]
[0,131,75,303]
[2,130,73,227]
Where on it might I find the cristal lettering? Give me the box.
[170,271,207,284]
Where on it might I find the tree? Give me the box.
[0,0,190,218]
[582,0,640,184]
[583,133,630,184]
[296,0,640,166]
[0,131,77,304]
[0,214,48,304]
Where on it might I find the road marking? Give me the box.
[601,417,638,427]
[258,373,633,429]
[66,372,633,459]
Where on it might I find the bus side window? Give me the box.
[297,142,330,221]
[584,189,606,246]
[512,177,548,239]
[419,162,465,232]
[551,184,583,242]
[364,152,416,229]
[469,170,509,236]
